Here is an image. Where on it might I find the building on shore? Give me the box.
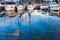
[1,0,60,3]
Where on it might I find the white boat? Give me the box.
[49,2,60,11]
[17,5,24,14]
[40,3,48,10]
[5,2,17,17]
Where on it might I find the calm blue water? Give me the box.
[0,13,60,40]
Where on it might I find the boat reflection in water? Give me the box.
[49,10,60,17]
[0,2,60,40]
[0,10,60,40]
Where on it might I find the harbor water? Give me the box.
[0,10,60,40]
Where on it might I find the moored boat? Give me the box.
[5,2,17,17]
